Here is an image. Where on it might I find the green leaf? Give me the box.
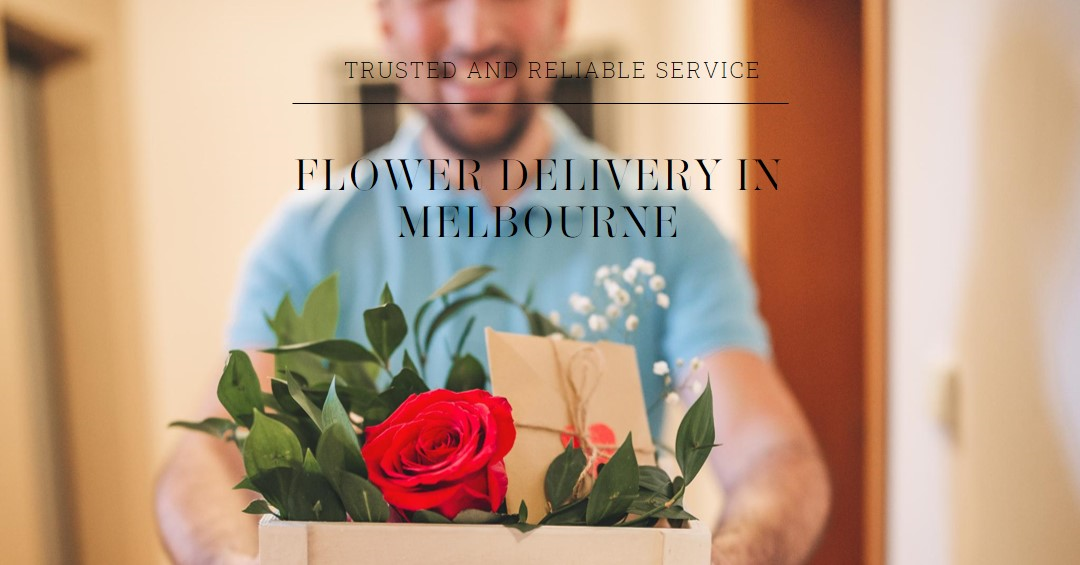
[585,433,640,526]
[331,360,379,395]
[242,499,274,516]
[217,351,264,428]
[413,300,435,362]
[544,445,587,508]
[337,472,389,522]
[364,303,408,364]
[527,309,564,337]
[412,510,452,523]
[286,463,347,521]
[168,417,236,439]
[538,497,588,526]
[302,449,321,474]
[349,393,392,428]
[505,500,540,532]
[672,476,686,504]
[269,378,303,416]
[249,467,294,513]
[625,486,697,522]
[262,391,284,413]
[320,378,353,433]
[301,274,340,341]
[452,316,477,360]
[423,286,515,353]
[267,294,301,344]
[453,509,508,524]
[380,283,394,305]
[428,265,495,300]
[233,477,257,492]
[243,411,304,477]
[284,371,324,428]
[379,368,428,410]
[675,379,716,485]
[445,354,487,392]
[657,505,696,521]
[316,422,365,481]
[276,351,334,387]
[402,350,419,374]
[627,490,667,515]
[637,465,674,495]
[265,339,379,364]
[267,412,320,453]
[517,500,528,524]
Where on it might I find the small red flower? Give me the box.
[560,422,617,474]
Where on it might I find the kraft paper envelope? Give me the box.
[485,328,656,522]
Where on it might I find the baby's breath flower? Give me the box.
[610,264,622,276]
[631,257,657,276]
[635,285,645,295]
[665,391,680,405]
[649,275,666,292]
[622,266,639,284]
[613,288,631,307]
[588,314,609,333]
[690,357,702,371]
[548,311,561,325]
[594,265,611,280]
[548,332,565,341]
[569,323,585,339]
[605,303,621,319]
[675,358,685,368]
[625,314,639,332]
[603,278,622,299]
[569,293,594,314]
[690,379,705,395]
[653,360,670,376]
[656,292,670,309]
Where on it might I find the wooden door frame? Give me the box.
[746,1,887,564]
[0,1,158,563]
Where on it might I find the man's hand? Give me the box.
[156,352,274,565]
[686,349,831,565]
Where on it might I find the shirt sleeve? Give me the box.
[660,200,772,377]
[224,201,320,350]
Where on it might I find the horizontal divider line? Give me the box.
[292,101,789,106]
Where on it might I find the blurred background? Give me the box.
[1,0,1078,564]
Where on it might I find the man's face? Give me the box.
[379,0,568,157]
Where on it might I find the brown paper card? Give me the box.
[485,328,656,523]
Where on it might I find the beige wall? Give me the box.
[889,0,1080,563]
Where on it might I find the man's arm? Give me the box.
[688,349,831,565]
[156,352,275,565]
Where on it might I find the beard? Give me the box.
[424,101,536,159]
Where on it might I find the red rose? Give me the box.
[361,389,516,519]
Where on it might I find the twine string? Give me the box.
[516,338,655,501]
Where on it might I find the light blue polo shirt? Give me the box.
[226,109,770,436]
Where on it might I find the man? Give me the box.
[156,0,830,563]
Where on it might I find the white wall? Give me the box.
[889,1,1080,563]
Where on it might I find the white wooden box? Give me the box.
[259,516,711,565]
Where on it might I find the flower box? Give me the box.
[258,515,711,565]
